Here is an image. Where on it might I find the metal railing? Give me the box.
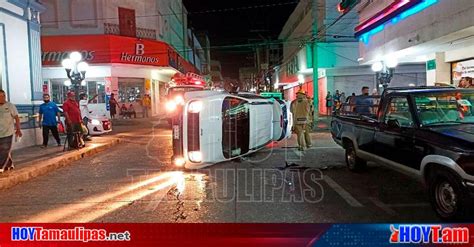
[104,23,157,40]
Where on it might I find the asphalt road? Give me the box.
[0,119,439,223]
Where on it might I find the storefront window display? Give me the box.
[118,78,145,103]
[50,79,106,104]
[452,59,474,88]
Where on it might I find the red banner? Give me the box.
[41,35,198,74]
[0,223,474,246]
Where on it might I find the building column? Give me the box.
[426,52,451,86]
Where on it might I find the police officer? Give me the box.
[291,90,312,151]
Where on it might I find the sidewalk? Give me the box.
[312,116,332,132]
[0,117,168,191]
[0,135,121,191]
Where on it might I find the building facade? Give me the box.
[356,0,474,87]
[276,0,426,114]
[210,60,223,88]
[1,0,45,149]
[39,0,206,117]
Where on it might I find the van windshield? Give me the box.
[222,97,250,159]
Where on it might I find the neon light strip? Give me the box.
[355,0,413,33]
[358,0,438,44]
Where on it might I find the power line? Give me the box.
[40,1,302,25]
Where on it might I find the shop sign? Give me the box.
[452,59,474,86]
[42,50,95,63]
[42,84,49,94]
[41,35,198,73]
[426,59,436,70]
[120,43,160,64]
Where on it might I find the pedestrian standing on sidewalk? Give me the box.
[79,93,97,141]
[63,91,84,149]
[325,92,333,116]
[38,94,61,148]
[290,90,311,151]
[142,94,151,118]
[0,90,22,173]
[109,93,118,119]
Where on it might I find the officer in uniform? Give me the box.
[291,90,312,151]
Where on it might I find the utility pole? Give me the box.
[312,0,319,123]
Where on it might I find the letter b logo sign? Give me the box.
[136,43,145,55]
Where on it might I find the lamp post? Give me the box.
[62,51,89,100]
[371,58,398,91]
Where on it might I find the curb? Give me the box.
[0,138,122,191]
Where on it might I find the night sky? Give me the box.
[183,0,299,79]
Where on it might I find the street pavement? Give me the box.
[0,118,439,223]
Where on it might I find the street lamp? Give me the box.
[372,59,397,90]
[62,51,89,99]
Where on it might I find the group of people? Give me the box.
[326,87,377,115]
[108,93,151,119]
[1,89,100,173]
[458,77,474,88]
[325,90,348,115]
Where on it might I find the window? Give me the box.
[384,97,414,127]
[222,97,250,159]
[50,80,105,104]
[118,7,136,37]
[415,91,474,126]
[86,81,106,104]
[51,79,70,104]
[118,79,144,103]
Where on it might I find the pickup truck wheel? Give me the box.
[429,169,469,221]
[345,144,367,172]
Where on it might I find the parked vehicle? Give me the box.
[331,86,474,220]
[164,73,206,123]
[58,107,112,136]
[172,91,293,169]
[86,114,112,136]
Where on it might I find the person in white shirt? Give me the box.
[0,90,22,173]
[79,93,97,141]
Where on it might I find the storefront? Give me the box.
[1,0,45,149]
[41,35,199,117]
[357,0,474,87]
[452,58,474,87]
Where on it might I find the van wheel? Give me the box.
[428,168,470,221]
[345,143,366,172]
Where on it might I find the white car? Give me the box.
[86,114,112,136]
[58,107,112,136]
[172,91,293,169]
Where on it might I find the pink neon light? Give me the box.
[355,0,411,32]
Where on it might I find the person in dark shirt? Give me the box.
[355,86,372,114]
[38,94,61,148]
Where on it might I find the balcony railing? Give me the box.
[104,23,157,40]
